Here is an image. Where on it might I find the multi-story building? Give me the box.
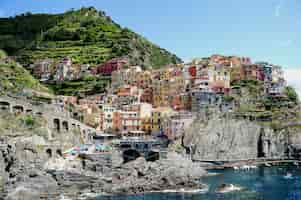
[93,57,128,76]
[163,111,195,140]
[256,62,273,82]
[151,107,175,134]
[271,65,284,83]
[31,59,53,81]
[101,104,116,131]
[140,88,153,104]
[136,70,152,89]
[190,89,220,112]
[120,110,140,132]
[54,57,73,82]
[211,64,231,93]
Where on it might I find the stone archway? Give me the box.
[62,121,69,132]
[12,105,24,114]
[56,149,62,157]
[0,101,10,112]
[46,148,52,158]
[53,118,60,132]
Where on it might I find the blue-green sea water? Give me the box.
[96,164,301,200]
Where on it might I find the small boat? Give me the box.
[293,162,299,166]
[284,173,293,179]
[216,184,242,193]
[264,163,271,167]
[233,166,239,170]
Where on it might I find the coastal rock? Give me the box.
[184,118,261,160]
[108,153,207,194]
[6,171,59,200]
[184,117,301,160]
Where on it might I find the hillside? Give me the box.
[0,57,50,95]
[0,7,181,69]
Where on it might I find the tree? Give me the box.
[284,86,299,104]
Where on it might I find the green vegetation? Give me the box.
[0,49,6,59]
[0,7,181,68]
[23,115,36,127]
[47,75,110,95]
[231,80,300,129]
[0,59,50,95]
[222,95,235,102]
[283,86,299,104]
[0,112,47,137]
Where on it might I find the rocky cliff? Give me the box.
[183,116,301,161]
[0,137,207,199]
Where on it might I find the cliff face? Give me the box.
[184,117,301,161]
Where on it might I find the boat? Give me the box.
[216,184,242,193]
[284,173,293,179]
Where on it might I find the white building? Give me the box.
[102,104,116,130]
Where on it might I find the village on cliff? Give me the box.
[19,54,289,160]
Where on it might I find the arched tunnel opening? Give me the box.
[145,151,160,162]
[257,131,265,158]
[123,149,141,163]
[56,149,62,157]
[62,121,69,132]
[12,105,24,114]
[46,148,52,158]
[53,118,60,132]
[0,101,10,111]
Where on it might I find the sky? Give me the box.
[0,0,301,92]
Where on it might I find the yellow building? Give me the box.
[151,107,175,133]
[141,117,152,133]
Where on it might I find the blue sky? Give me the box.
[0,0,300,69]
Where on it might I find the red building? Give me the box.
[93,58,128,76]
[188,66,197,78]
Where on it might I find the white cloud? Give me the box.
[284,68,301,96]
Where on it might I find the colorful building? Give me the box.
[93,57,128,76]
[163,111,195,140]
[151,107,175,134]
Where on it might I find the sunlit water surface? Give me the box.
[94,164,301,200]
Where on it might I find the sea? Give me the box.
[94,164,301,200]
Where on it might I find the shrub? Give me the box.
[0,49,7,59]
[24,115,35,127]
[284,86,299,104]
[223,95,235,102]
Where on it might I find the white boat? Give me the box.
[216,184,242,193]
[284,173,293,179]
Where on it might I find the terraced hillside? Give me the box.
[0,7,181,69]
[0,56,50,95]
